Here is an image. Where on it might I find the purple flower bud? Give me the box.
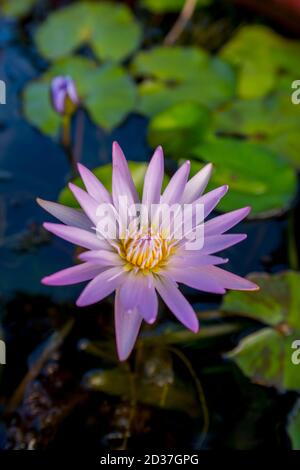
[50,76,79,115]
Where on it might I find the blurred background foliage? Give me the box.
[1,0,300,451]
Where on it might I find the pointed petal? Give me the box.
[162,266,226,294]
[37,198,91,230]
[198,185,228,219]
[161,161,190,205]
[154,275,199,332]
[204,207,251,236]
[142,146,164,208]
[76,266,126,307]
[168,253,228,269]
[43,222,108,250]
[181,163,212,204]
[119,273,158,324]
[198,266,259,291]
[42,262,104,286]
[202,233,247,254]
[115,289,143,361]
[112,141,139,207]
[68,183,99,226]
[77,163,112,204]
[78,249,123,267]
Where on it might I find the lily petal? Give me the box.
[76,266,126,307]
[77,163,112,203]
[119,273,158,324]
[36,198,91,230]
[181,163,212,204]
[42,262,104,286]
[154,275,199,332]
[115,289,143,361]
[161,161,190,206]
[198,266,259,291]
[162,266,226,294]
[204,207,251,236]
[112,141,139,207]
[43,222,108,250]
[142,146,164,208]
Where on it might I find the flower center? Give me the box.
[121,228,174,271]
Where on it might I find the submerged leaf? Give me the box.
[1,0,35,17]
[288,400,300,449]
[83,367,200,417]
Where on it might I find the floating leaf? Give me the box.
[23,57,136,134]
[225,271,300,390]
[132,47,235,116]
[141,0,211,13]
[288,400,300,449]
[221,25,300,98]
[214,93,300,168]
[1,0,35,17]
[190,139,297,217]
[35,2,141,62]
[148,102,212,157]
[58,162,170,208]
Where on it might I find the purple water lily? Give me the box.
[38,143,258,360]
[50,76,79,115]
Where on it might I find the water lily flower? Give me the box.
[38,143,258,361]
[50,76,79,115]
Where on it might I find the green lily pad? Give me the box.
[23,57,136,135]
[35,2,141,62]
[1,0,35,17]
[221,25,300,98]
[190,138,297,218]
[224,271,300,390]
[288,400,300,449]
[214,93,300,168]
[58,162,170,208]
[141,0,211,13]
[148,102,212,157]
[132,46,235,116]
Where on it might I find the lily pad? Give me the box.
[141,0,211,13]
[221,25,300,98]
[35,2,141,62]
[288,400,300,449]
[23,57,136,134]
[132,46,235,116]
[148,102,212,157]
[1,0,35,17]
[224,271,300,391]
[58,162,170,208]
[190,138,297,218]
[214,93,300,168]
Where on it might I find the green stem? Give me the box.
[62,115,77,176]
[288,211,299,270]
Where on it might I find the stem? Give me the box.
[288,211,299,270]
[166,346,209,448]
[164,0,198,46]
[73,109,85,166]
[61,115,77,176]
